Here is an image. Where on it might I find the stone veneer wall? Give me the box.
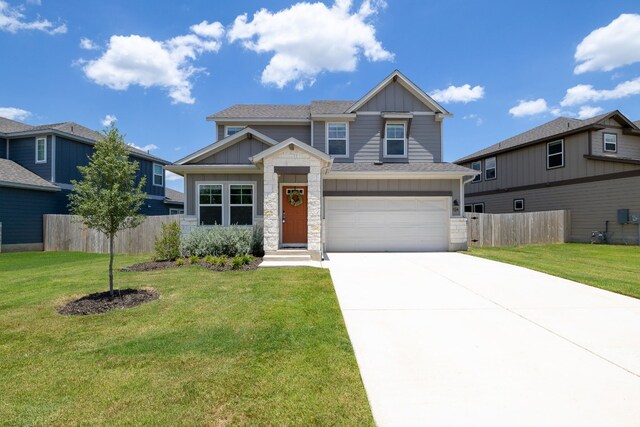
[449,217,468,251]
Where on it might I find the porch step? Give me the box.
[262,254,312,262]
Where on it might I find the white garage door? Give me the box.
[324,197,450,252]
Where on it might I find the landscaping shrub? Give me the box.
[231,254,253,269]
[188,255,199,265]
[181,225,263,258]
[154,221,181,261]
[175,258,185,266]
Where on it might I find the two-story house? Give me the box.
[456,110,640,244]
[0,117,181,252]
[168,70,478,260]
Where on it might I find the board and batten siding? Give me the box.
[324,178,460,201]
[358,81,432,112]
[591,128,640,159]
[196,138,270,165]
[465,175,640,244]
[185,173,264,216]
[216,124,311,144]
[8,136,53,181]
[313,114,441,163]
[463,131,640,194]
[55,136,93,184]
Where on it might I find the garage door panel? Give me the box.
[325,197,450,252]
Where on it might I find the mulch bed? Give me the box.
[58,288,159,316]
[121,257,263,272]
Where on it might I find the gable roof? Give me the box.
[456,110,639,163]
[0,117,33,133]
[165,188,184,204]
[346,70,451,115]
[310,100,355,115]
[207,104,310,121]
[0,159,60,191]
[176,127,279,165]
[250,137,332,164]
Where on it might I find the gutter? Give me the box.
[0,181,61,192]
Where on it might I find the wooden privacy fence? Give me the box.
[44,214,182,254]
[465,210,570,247]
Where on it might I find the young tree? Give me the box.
[68,127,147,297]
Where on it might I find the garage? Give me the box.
[324,197,450,252]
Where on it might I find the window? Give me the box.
[169,208,184,215]
[603,133,617,152]
[384,123,407,157]
[471,161,482,182]
[199,184,223,225]
[225,126,244,137]
[484,157,496,180]
[464,204,473,213]
[513,199,525,211]
[153,163,164,187]
[473,203,485,213]
[547,140,564,169]
[326,122,348,157]
[35,137,46,163]
[229,184,254,225]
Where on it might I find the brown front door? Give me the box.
[282,186,308,245]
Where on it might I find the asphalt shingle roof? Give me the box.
[456,111,621,163]
[0,117,33,133]
[208,104,310,119]
[330,162,476,173]
[165,188,184,204]
[310,100,354,114]
[0,159,59,190]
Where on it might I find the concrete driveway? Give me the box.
[325,252,640,427]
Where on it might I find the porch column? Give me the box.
[307,163,322,254]
[263,163,279,251]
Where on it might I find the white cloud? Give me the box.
[577,105,603,119]
[82,23,224,104]
[228,0,393,90]
[0,106,31,120]
[560,77,640,106]
[509,98,548,117]
[166,170,183,182]
[128,143,158,152]
[190,20,224,39]
[462,113,483,126]
[430,84,484,104]
[80,37,99,50]
[0,0,66,34]
[101,114,117,126]
[574,14,640,74]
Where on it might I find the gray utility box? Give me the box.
[618,208,629,224]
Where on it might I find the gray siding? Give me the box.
[196,138,271,165]
[465,175,640,244]
[463,131,640,194]
[8,136,53,181]
[186,173,263,216]
[324,179,460,201]
[216,124,311,144]
[358,81,432,112]
[313,115,441,163]
[591,127,640,159]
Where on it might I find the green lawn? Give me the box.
[0,252,373,426]
[467,243,640,299]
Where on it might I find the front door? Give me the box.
[282,186,308,246]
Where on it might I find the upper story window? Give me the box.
[384,122,407,158]
[225,126,244,137]
[547,140,564,169]
[326,122,348,157]
[35,137,47,163]
[153,163,164,187]
[603,133,617,152]
[471,161,482,182]
[199,184,223,225]
[484,157,496,180]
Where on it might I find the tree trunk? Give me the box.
[109,234,114,297]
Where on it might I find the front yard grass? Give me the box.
[467,243,640,299]
[0,252,373,426]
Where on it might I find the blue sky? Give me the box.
[2,0,640,191]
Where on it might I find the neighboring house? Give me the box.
[456,110,640,244]
[0,117,175,252]
[165,188,185,214]
[168,70,478,260]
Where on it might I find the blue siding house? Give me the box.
[0,117,182,252]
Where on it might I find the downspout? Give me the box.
[461,174,478,215]
[320,159,333,260]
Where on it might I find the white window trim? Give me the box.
[471,160,482,182]
[484,157,496,181]
[383,122,408,158]
[35,137,47,164]
[224,125,244,137]
[228,183,255,226]
[546,139,564,169]
[325,122,349,158]
[603,133,617,153]
[152,163,164,187]
[473,202,485,213]
[169,208,184,215]
[197,182,224,226]
[513,198,525,211]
